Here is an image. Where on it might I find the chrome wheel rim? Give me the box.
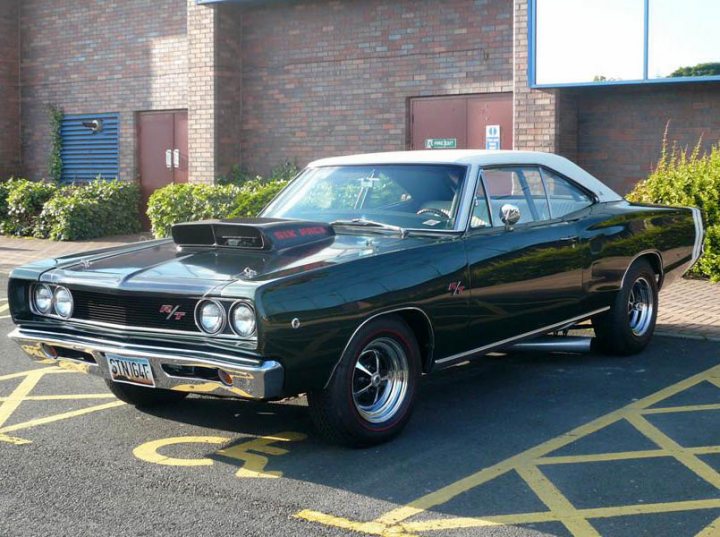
[628,276,654,337]
[352,337,409,424]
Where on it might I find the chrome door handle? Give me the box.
[560,236,578,241]
[165,149,172,169]
[173,149,180,169]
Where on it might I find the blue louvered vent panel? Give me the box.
[61,113,119,182]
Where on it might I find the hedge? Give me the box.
[627,139,720,281]
[147,164,296,238]
[146,184,243,238]
[1,179,58,236]
[35,180,141,240]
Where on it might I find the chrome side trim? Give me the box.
[323,306,435,389]
[433,307,611,366]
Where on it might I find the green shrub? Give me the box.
[35,180,141,240]
[627,139,720,281]
[229,178,288,218]
[147,184,242,238]
[0,180,13,223]
[1,180,58,236]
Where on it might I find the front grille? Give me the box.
[71,290,199,332]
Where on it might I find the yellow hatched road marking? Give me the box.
[0,401,124,435]
[0,367,124,444]
[297,363,720,536]
[0,393,116,402]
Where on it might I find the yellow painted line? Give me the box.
[218,432,307,478]
[0,400,125,435]
[0,372,44,428]
[697,514,720,537]
[516,464,601,537]
[401,499,720,532]
[0,315,11,320]
[626,413,720,489]
[536,445,720,465]
[373,363,720,526]
[134,436,229,467]
[0,367,70,382]
[0,393,116,402]
[642,403,720,414]
[0,303,10,314]
[295,510,418,537]
[0,433,32,445]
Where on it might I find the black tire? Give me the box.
[105,379,188,407]
[592,258,659,356]
[307,316,421,448]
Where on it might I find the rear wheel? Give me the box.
[593,258,658,355]
[105,379,187,407]
[307,316,421,447]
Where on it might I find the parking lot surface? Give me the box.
[1,290,718,536]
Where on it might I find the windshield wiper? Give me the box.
[330,218,406,236]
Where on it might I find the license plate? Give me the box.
[107,355,155,387]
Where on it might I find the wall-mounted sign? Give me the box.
[485,125,501,150]
[425,138,457,149]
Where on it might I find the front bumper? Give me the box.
[8,327,284,400]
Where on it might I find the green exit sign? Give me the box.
[424,138,457,149]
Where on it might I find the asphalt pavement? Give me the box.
[0,288,719,536]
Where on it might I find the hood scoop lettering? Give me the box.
[172,218,335,251]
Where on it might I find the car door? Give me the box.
[459,166,590,353]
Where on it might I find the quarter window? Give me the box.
[540,168,593,218]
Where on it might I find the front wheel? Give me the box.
[592,258,659,355]
[105,379,188,407]
[307,316,421,447]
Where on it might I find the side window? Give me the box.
[482,167,549,227]
[541,168,593,218]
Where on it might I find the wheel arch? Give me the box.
[323,307,435,389]
[622,250,664,290]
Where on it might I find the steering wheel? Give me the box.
[416,207,450,220]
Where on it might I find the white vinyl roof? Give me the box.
[309,150,623,202]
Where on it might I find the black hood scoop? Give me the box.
[171,218,335,251]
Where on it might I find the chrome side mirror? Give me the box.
[500,203,521,230]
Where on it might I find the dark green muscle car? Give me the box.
[7,150,704,446]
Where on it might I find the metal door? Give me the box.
[137,110,188,227]
[410,93,512,150]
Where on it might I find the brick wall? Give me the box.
[19,0,188,181]
[512,0,558,153]
[232,0,513,175]
[215,4,244,178]
[0,0,20,179]
[574,83,720,194]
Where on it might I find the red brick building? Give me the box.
[0,0,718,195]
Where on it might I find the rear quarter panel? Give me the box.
[580,201,698,306]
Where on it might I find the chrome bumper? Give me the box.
[8,327,284,400]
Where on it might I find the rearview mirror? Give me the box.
[500,204,521,230]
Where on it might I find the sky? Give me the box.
[535,0,720,85]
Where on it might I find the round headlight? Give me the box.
[53,287,73,319]
[198,300,225,334]
[34,284,53,314]
[231,303,256,337]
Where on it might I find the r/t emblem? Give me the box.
[448,281,465,295]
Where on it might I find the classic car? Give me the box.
[8,150,704,446]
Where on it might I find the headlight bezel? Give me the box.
[52,286,74,319]
[33,284,54,314]
[229,300,257,338]
[195,299,227,335]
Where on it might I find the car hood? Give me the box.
[32,233,446,296]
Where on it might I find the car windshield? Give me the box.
[261,164,468,231]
